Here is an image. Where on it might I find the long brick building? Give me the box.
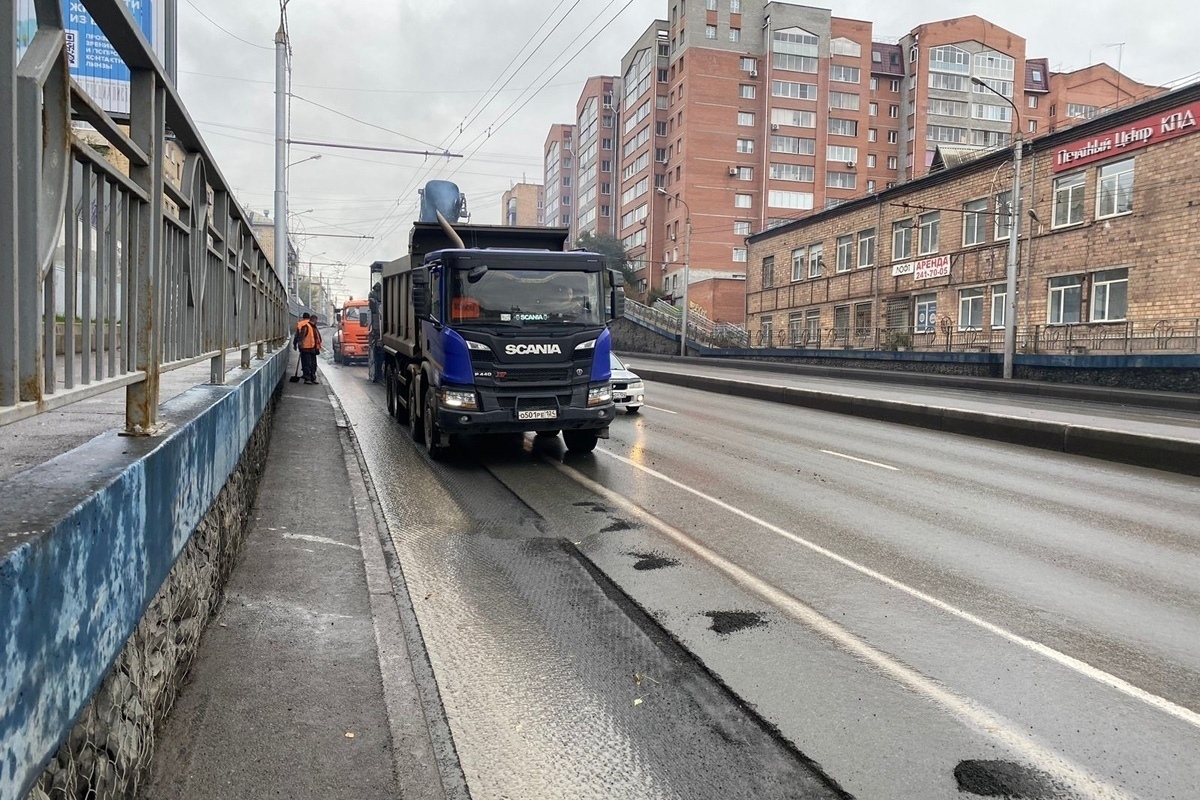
[744,82,1200,355]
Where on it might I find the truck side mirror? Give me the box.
[609,269,626,320]
[412,268,431,319]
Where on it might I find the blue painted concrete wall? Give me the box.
[0,347,288,798]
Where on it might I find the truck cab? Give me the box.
[333,299,371,364]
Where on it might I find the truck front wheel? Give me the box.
[424,387,449,460]
[562,430,599,453]
[409,378,424,444]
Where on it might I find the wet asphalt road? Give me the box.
[322,356,1200,800]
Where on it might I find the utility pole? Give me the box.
[658,188,691,356]
[273,13,288,288]
[972,77,1022,379]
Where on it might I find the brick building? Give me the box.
[501,183,544,227]
[744,83,1200,355]
[572,76,618,242]
[542,124,575,229]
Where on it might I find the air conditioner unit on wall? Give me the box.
[846,161,856,169]
[728,166,739,176]
[771,123,780,131]
[749,70,759,78]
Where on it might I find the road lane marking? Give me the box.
[819,449,899,471]
[644,405,677,414]
[282,532,360,550]
[586,447,1200,734]
[553,457,1131,800]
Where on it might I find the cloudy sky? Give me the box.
[175,0,1192,299]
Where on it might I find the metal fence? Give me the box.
[1,0,288,434]
[749,320,1200,354]
[625,298,751,349]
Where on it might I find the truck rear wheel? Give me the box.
[409,379,424,444]
[562,430,599,453]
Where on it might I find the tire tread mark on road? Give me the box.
[564,541,856,800]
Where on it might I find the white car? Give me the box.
[610,353,644,414]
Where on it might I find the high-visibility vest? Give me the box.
[297,320,321,350]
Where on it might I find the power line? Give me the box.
[182,0,273,50]
[179,69,581,95]
[289,93,445,150]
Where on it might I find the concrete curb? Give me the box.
[631,354,1200,412]
[637,367,1200,478]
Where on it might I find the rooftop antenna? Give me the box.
[1103,43,1126,107]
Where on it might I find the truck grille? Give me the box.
[500,368,571,383]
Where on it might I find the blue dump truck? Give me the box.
[379,181,625,458]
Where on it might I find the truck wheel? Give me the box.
[409,379,424,444]
[562,430,599,453]
[423,387,449,460]
[333,349,341,365]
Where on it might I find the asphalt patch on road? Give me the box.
[953,759,1057,797]
[705,610,768,635]
[573,501,609,513]
[628,551,680,570]
[601,518,635,533]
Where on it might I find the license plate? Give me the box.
[518,409,557,420]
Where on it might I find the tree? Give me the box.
[575,231,636,286]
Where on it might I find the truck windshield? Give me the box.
[449,267,603,328]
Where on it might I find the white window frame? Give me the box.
[917,211,939,255]
[808,243,824,278]
[1048,274,1084,325]
[962,198,987,247]
[1096,158,1134,219]
[1053,172,1086,228]
[958,287,984,330]
[836,235,854,272]
[791,247,805,281]
[991,284,1006,329]
[1090,268,1129,322]
[892,220,912,262]
[857,228,875,267]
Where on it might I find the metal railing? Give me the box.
[625,298,750,349]
[749,320,1200,355]
[2,0,288,433]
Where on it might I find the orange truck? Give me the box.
[332,298,371,364]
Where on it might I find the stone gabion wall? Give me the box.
[28,393,279,800]
[610,317,682,356]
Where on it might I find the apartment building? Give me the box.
[615,20,671,299]
[501,183,545,227]
[1039,63,1161,136]
[572,76,618,242]
[744,82,1200,354]
[542,124,575,229]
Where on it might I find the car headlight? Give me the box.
[626,381,644,391]
[440,389,478,410]
[587,384,612,406]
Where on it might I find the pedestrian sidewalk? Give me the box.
[142,365,430,800]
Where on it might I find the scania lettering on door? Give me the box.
[505,343,562,355]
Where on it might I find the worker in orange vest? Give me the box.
[293,313,323,384]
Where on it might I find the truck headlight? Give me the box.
[587,384,612,406]
[440,389,478,410]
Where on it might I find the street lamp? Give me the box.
[971,76,1022,379]
[657,187,691,357]
[287,153,322,170]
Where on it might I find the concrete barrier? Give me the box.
[0,345,289,799]
[637,367,1200,478]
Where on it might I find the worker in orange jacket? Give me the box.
[293,313,323,384]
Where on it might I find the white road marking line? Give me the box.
[819,449,900,471]
[553,457,1131,800]
[287,395,331,405]
[590,447,1200,734]
[644,405,677,414]
[282,532,360,550]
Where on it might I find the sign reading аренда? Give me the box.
[892,254,951,280]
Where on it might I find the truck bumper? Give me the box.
[437,403,615,435]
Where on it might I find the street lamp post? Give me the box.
[657,188,691,356]
[971,76,1022,379]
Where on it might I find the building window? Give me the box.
[737,138,755,154]
[857,228,875,267]
[836,235,854,272]
[826,171,857,189]
[828,118,858,137]
[830,92,860,111]
[734,221,752,235]
[886,155,898,171]
[1091,268,1128,321]
[1029,120,1038,134]
[739,84,756,99]
[734,247,748,263]
[805,309,821,344]
[705,25,717,39]
[729,28,741,42]
[788,312,805,345]
[740,57,757,72]
[991,284,1007,328]
[738,111,755,126]
[830,65,861,83]
[1053,172,1086,228]
[761,255,774,287]
[867,154,876,168]
[772,108,816,128]
[827,145,858,163]
[734,193,753,208]
[1049,274,1084,324]
[768,190,814,210]
[889,104,899,118]
[770,162,815,182]
[602,138,612,149]
[1028,95,1039,109]
[706,0,717,9]
[791,247,805,281]
[833,304,851,339]
[928,44,970,74]
[892,220,912,261]
[914,293,938,333]
[600,205,610,217]
[761,317,773,346]
[868,128,877,142]
[772,80,819,100]
[1097,158,1134,218]
[890,78,901,92]
[735,166,753,180]
[808,243,824,278]
[854,302,873,337]
[963,198,988,246]
[995,190,1013,239]
[867,179,876,192]
[959,287,984,330]
[770,135,816,155]
[887,130,898,144]
[918,211,939,255]
[600,182,610,195]
[1067,103,1099,120]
